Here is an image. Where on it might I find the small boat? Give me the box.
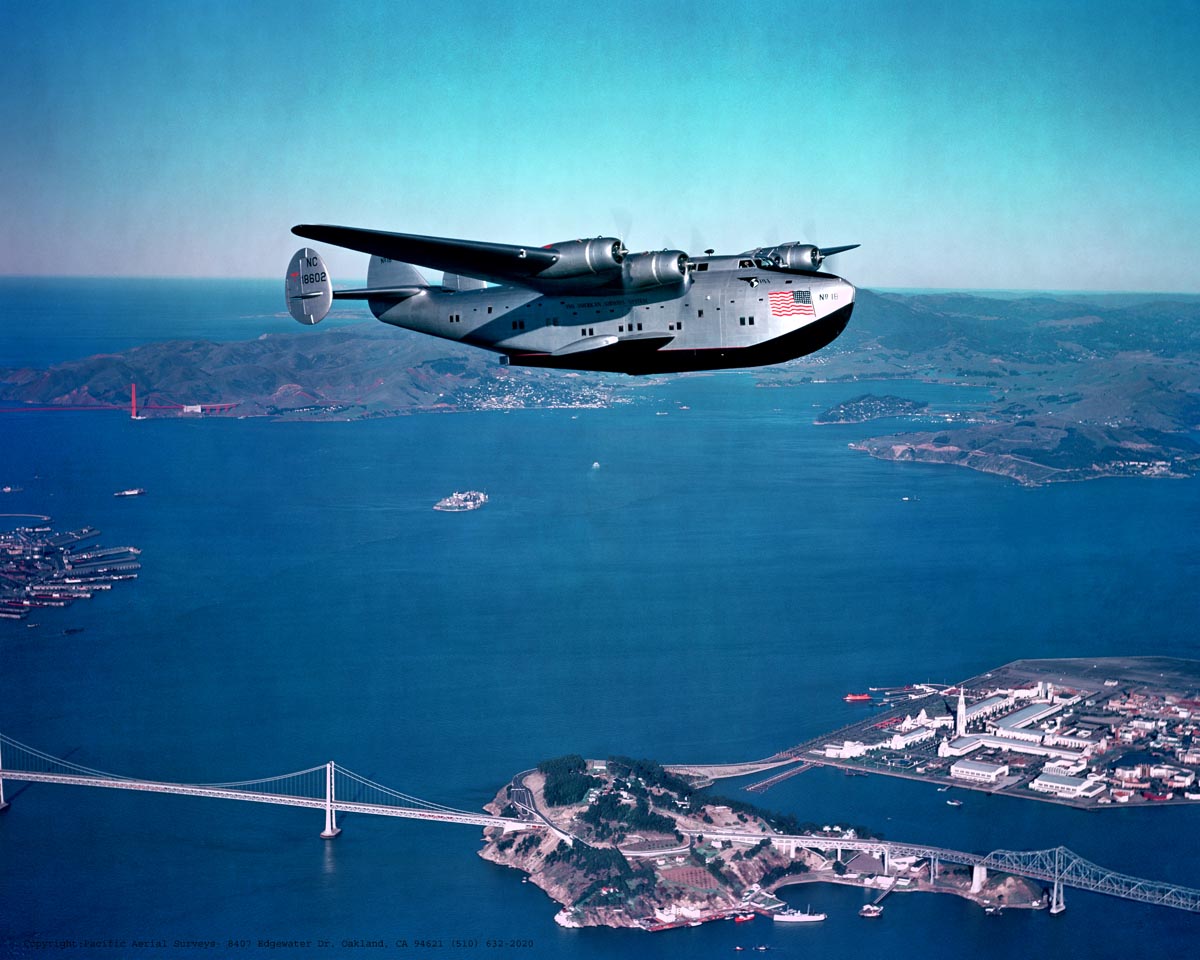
[113,488,146,497]
[733,914,755,923]
[859,904,883,918]
[433,490,488,512]
[937,785,950,792]
[946,799,963,807]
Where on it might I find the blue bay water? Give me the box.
[1,282,1198,957]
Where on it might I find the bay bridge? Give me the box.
[0,733,539,841]
[2,734,1197,916]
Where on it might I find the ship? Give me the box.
[113,488,146,497]
[843,693,872,702]
[433,490,488,512]
[733,913,755,923]
[773,907,826,923]
[946,798,963,807]
[859,904,884,918]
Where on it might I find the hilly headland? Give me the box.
[2,289,1198,485]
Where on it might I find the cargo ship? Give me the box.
[773,907,826,923]
[433,490,488,512]
[843,693,872,702]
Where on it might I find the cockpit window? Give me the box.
[738,259,754,268]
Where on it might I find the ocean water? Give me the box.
[1,282,1198,957]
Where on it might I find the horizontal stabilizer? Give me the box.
[333,286,425,302]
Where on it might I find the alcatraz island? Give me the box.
[480,657,1200,930]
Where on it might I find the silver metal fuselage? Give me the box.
[370,255,855,375]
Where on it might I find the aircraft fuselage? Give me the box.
[371,255,854,375]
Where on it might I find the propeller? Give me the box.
[815,243,860,272]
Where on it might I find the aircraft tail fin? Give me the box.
[442,272,486,292]
[368,255,428,289]
[285,248,333,325]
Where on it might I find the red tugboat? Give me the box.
[843,693,872,702]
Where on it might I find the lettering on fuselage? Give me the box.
[572,298,649,309]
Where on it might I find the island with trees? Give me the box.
[478,755,1041,930]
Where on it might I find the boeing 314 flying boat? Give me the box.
[285,225,857,375]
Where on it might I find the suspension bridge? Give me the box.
[0,733,539,840]
[2,734,1197,915]
[701,830,1200,914]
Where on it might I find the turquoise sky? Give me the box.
[3,0,1199,290]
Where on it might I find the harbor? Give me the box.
[0,524,141,621]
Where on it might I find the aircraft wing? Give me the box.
[292,224,559,288]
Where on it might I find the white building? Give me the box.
[992,701,1064,739]
[825,741,867,759]
[1044,758,1088,778]
[937,734,1088,763]
[950,759,1009,784]
[1029,773,1107,799]
[965,694,1012,724]
[890,728,935,751]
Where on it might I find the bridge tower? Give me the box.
[320,761,341,839]
[0,737,8,811]
[1050,847,1066,914]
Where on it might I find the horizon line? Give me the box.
[1,276,1198,298]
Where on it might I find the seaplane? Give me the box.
[285,225,857,375]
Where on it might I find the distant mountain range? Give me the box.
[3,289,1198,484]
[0,321,625,416]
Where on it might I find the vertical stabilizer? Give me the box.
[367,255,428,289]
[442,272,486,292]
[286,248,333,324]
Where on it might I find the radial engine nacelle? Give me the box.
[745,241,861,272]
[539,237,627,282]
[623,250,690,291]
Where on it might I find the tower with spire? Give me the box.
[956,686,967,738]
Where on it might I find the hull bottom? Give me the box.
[507,303,854,375]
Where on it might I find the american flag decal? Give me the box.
[768,288,815,317]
